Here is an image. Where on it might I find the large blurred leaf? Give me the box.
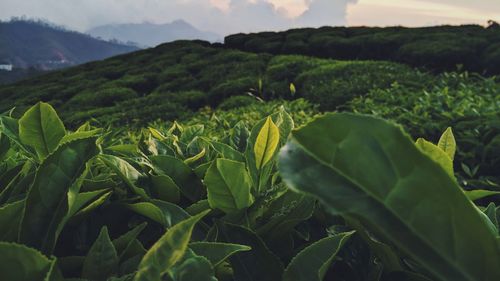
[0,242,57,281]
[279,113,500,281]
[205,159,254,214]
[19,102,66,160]
[283,231,354,281]
[82,227,118,281]
[19,137,98,254]
[133,210,210,281]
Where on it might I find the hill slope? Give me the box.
[0,40,426,126]
[0,19,139,70]
[88,20,221,47]
[225,24,500,74]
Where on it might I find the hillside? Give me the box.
[225,23,500,74]
[0,19,139,70]
[0,40,429,126]
[88,20,221,47]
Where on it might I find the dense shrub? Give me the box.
[208,77,257,106]
[347,72,500,179]
[296,61,428,110]
[66,87,138,108]
[224,25,499,74]
[217,95,258,110]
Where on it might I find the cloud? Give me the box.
[298,0,358,27]
[0,0,355,35]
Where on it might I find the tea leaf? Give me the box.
[19,102,66,160]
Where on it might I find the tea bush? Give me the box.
[0,102,499,281]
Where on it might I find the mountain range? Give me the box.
[87,20,221,47]
[0,19,139,70]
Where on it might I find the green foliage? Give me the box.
[0,85,499,281]
[347,72,500,183]
[279,113,500,281]
[296,61,427,110]
[19,136,98,254]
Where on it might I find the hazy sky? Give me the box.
[1,0,499,34]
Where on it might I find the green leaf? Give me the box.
[68,189,111,218]
[82,227,119,281]
[483,203,499,235]
[149,174,181,203]
[72,190,112,220]
[438,127,456,161]
[0,115,34,156]
[99,154,149,199]
[185,199,211,216]
[256,191,315,242]
[184,147,206,165]
[416,138,454,177]
[0,199,24,241]
[210,141,245,162]
[126,200,190,228]
[283,231,354,281]
[279,113,500,281]
[20,137,98,254]
[180,125,204,144]
[0,133,10,161]
[133,210,210,281]
[230,121,250,152]
[0,242,56,281]
[290,83,297,96]
[170,250,217,281]
[19,102,66,159]
[254,117,280,170]
[246,109,293,192]
[215,222,284,281]
[465,190,500,201]
[112,222,148,260]
[205,159,254,214]
[189,242,251,267]
[151,155,204,202]
[60,129,101,145]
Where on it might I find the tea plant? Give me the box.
[0,102,499,281]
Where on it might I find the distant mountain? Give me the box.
[0,19,139,70]
[87,20,221,47]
